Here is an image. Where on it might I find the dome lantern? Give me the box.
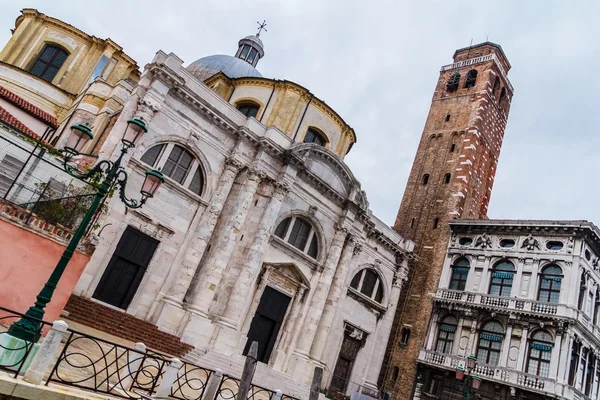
[235,20,266,67]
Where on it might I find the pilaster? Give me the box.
[154,158,243,333]
[310,235,358,361]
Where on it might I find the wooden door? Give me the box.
[330,333,362,392]
[93,226,159,309]
[244,286,291,363]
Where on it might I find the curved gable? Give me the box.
[289,143,359,198]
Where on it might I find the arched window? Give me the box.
[526,331,553,377]
[236,101,260,118]
[499,87,506,105]
[450,143,456,152]
[443,173,451,184]
[422,174,430,185]
[400,327,411,345]
[445,114,451,122]
[476,321,504,366]
[537,265,563,303]
[391,366,399,382]
[433,217,439,229]
[274,216,318,259]
[489,260,515,297]
[449,258,469,291]
[464,69,478,88]
[140,143,204,195]
[303,128,326,146]
[435,315,457,354]
[350,268,384,303]
[493,77,500,97]
[29,44,69,82]
[447,71,460,92]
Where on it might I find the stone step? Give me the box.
[184,349,310,399]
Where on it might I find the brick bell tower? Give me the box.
[380,42,514,399]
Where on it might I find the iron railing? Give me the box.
[0,306,51,377]
[0,304,302,400]
[170,361,213,400]
[46,329,168,399]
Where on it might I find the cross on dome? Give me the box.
[256,20,267,37]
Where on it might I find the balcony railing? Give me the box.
[436,289,576,320]
[417,349,567,398]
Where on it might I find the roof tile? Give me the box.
[0,86,58,127]
[0,105,42,141]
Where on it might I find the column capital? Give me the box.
[246,167,267,183]
[273,181,291,198]
[224,157,244,173]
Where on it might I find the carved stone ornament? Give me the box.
[593,257,599,269]
[521,234,540,251]
[224,157,244,173]
[308,205,317,217]
[475,233,492,249]
[136,97,161,121]
[567,237,574,254]
[353,243,363,257]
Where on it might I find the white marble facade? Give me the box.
[72,50,414,395]
[417,219,600,400]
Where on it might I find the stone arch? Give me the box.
[347,263,390,305]
[135,133,215,199]
[272,210,328,264]
[233,96,264,117]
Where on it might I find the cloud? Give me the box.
[1,0,599,226]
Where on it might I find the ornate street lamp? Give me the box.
[455,354,481,400]
[7,118,163,342]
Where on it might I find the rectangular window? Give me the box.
[0,155,25,198]
[89,55,110,83]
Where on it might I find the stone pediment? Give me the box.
[266,262,311,289]
[289,144,359,199]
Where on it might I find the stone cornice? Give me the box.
[450,220,600,256]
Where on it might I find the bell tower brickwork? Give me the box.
[380,43,514,399]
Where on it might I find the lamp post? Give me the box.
[7,117,163,342]
[455,355,481,400]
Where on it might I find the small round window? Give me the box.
[499,239,515,248]
[585,250,591,261]
[546,241,564,251]
[459,237,473,246]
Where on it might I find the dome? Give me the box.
[186,54,263,81]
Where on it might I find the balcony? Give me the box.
[417,349,568,398]
[436,289,576,320]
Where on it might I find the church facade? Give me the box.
[0,10,415,397]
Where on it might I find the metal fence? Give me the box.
[0,129,97,230]
[0,305,301,400]
[46,329,169,399]
[0,306,52,377]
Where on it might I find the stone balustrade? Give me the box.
[435,289,577,320]
[417,349,568,398]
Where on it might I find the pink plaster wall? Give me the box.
[0,219,90,326]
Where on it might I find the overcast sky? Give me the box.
[1,0,599,226]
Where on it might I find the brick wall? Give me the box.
[64,295,193,357]
[381,44,513,399]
